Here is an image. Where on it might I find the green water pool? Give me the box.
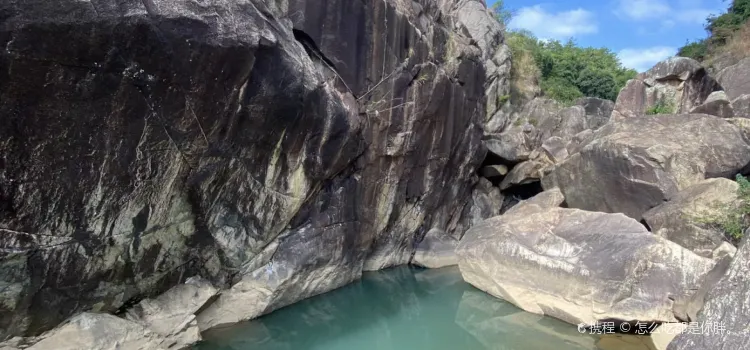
[195,266,648,350]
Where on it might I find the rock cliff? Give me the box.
[0,0,507,340]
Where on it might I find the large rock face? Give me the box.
[716,57,750,101]
[0,0,502,339]
[543,114,750,220]
[668,236,750,350]
[456,206,715,326]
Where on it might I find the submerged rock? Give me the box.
[455,290,598,350]
[543,114,750,220]
[456,207,714,326]
[643,178,739,257]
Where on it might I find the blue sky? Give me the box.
[487,0,728,71]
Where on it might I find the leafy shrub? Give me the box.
[540,76,584,104]
[646,100,675,115]
[677,39,709,61]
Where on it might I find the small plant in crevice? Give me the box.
[527,118,538,127]
[690,174,750,244]
[646,99,676,115]
[498,94,511,107]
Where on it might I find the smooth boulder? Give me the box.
[456,207,715,326]
[543,114,750,220]
[643,178,739,257]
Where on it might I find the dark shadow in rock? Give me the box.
[477,150,518,187]
[499,181,544,214]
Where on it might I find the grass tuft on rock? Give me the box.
[691,174,750,244]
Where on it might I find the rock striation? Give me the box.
[0,0,507,340]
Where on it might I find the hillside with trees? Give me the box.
[491,1,637,104]
[678,0,750,69]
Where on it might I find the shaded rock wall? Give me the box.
[0,0,501,338]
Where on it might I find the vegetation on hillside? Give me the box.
[678,0,750,63]
[492,3,637,104]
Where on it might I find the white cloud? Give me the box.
[509,5,598,40]
[616,0,722,25]
[617,46,678,72]
[675,8,714,24]
[617,0,671,20]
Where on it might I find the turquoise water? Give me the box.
[195,266,644,350]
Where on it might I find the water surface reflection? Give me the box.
[196,266,649,350]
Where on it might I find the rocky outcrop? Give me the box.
[543,114,750,220]
[456,206,715,326]
[668,234,750,350]
[485,97,611,163]
[613,58,720,118]
[484,98,563,162]
[643,178,739,257]
[0,277,219,349]
[716,57,750,101]
[0,0,504,340]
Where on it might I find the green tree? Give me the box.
[491,1,513,27]
[678,0,750,61]
[576,68,619,101]
[677,39,709,61]
[494,2,636,103]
